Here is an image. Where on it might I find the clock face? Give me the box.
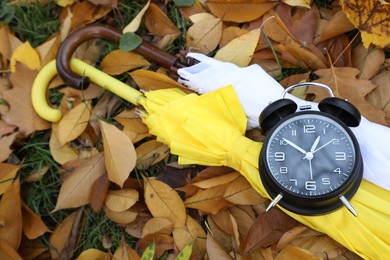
[265,113,356,197]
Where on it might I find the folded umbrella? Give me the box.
[32,59,390,259]
[178,53,390,191]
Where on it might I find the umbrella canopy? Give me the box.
[178,53,390,192]
[32,59,390,259]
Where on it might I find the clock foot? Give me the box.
[339,195,358,217]
[266,193,283,212]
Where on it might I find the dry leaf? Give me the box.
[2,64,50,135]
[223,176,267,205]
[207,0,277,23]
[144,178,187,228]
[276,245,321,260]
[219,26,248,48]
[99,120,137,187]
[0,25,22,60]
[0,132,18,162]
[49,211,78,259]
[145,3,181,37]
[136,233,173,258]
[316,10,355,43]
[76,248,110,260]
[100,50,150,75]
[104,189,139,212]
[366,70,390,119]
[340,0,390,49]
[135,140,170,169]
[215,28,260,67]
[0,177,22,250]
[186,15,222,54]
[115,108,151,143]
[58,101,91,146]
[191,171,240,189]
[313,66,387,125]
[282,0,311,8]
[352,44,385,80]
[142,217,174,237]
[9,41,40,72]
[206,232,232,259]
[103,206,138,225]
[123,0,151,33]
[53,153,106,212]
[49,123,79,165]
[90,173,110,212]
[0,163,19,196]
[130,69,189,92]
[21,202,51,239]
[0,240,23,260]
[113,236,140,260]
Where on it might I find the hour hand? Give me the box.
[282,138,306,154]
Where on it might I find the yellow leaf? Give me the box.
[10,41,40,72]
[340,0,390,49]
[142,217,174,237]
[173,216,206,256]
[207,0,277,23]
[53,153,106,212]
[103,206,138,224]
[56,0,75,7]
[276,245,321,260]
[99,120,137,187]
[141,242,155,260]
[130,69,189,92]
[58,101,91,146]
[76,248,110,260]
[189,12,216,23]
[104,189,139,212]
[0,240,23,260]
[186,16,222,54]
[175,242,193,260]
[113,236,141,260]
[101,50,150,75]
[223,176,267,205]
[214,28,260,67]
[0,163,19,196]
[49,123,78,165]
[145,3,181,37]
[144,178,187,228]
[123,0,151,33]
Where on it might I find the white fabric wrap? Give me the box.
[178,52,390,191]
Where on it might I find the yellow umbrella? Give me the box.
[32,59,390,259]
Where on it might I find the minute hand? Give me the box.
[282,138,306,154]
[313,138,336,154]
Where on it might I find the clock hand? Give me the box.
[313,138,336,154]
[282,138,306,154]
[308,158,313,180]
[303,136,321,159]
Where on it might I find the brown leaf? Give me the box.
[275,225,308,253]
[125,212,152,239]
[316,10,355,43]
[186,15,222,54]
[90,173,110,212]
[219,26,248,48]
[2,64,50,135]
[0,240,23,260]
[191,171,240,189]
[49,123,79,165]
[207,0,277,23]
[135,140,170,169]
[352,44,385,80]
[340,0,390,49]
[0,177,22,250]
[144,178,187,228]
[99,120,136,187]
[53,153,106,212]
[130,69,190,92]
[276,245,321,260]
[113,236,140,260]
[58,101,91,146]
[136,233,174,258]
[142,217,174,237]
[366,70,390,122]
[145,3,181,37]
[0,163,19,196]
[115,108,151,143]
[244,209,298,255]
[103,206,138,225]
[223,175,267,205]
[21,202,51,239]
[313,66,387,125]
[101,50,150,75]
[206,232,232,259]
[76,248,110,260]
[0,24,22,60]
[104,189,139,212]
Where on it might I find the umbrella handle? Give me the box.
[32,58,144,122]
[57,24,187,89]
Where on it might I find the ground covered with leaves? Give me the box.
[0,0,389,259]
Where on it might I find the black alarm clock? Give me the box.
[259,82,363,216]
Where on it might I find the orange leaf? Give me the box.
[99,120,136,187]
[2,64,50,135]
[50,123,79,165]
[186,15,222,54]
[144,178,187,228]
[90,173,110,212]
[142,217,174,237]
[0,177,22,250]
[0,240,23,260]
[276,245,321,260]
[21,202,51,239]
[316,11,354,43]
[340,0,390,49]
[145,3,181,36]
[53,153,106,212]
[223,176,267,205]
[103,206,138,224]
[76,248,110,260]
[113,236,141,260]
[0,163,19,196]
[173,216,206,256]
[101,50,150,75]
[207,0,277,23]
[58,101,91,146]
[115,108,151,143]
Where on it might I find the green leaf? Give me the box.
[173,0,194,7]
[141,242,155,260]
[175,242,193,260]
[119,32,143,51]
